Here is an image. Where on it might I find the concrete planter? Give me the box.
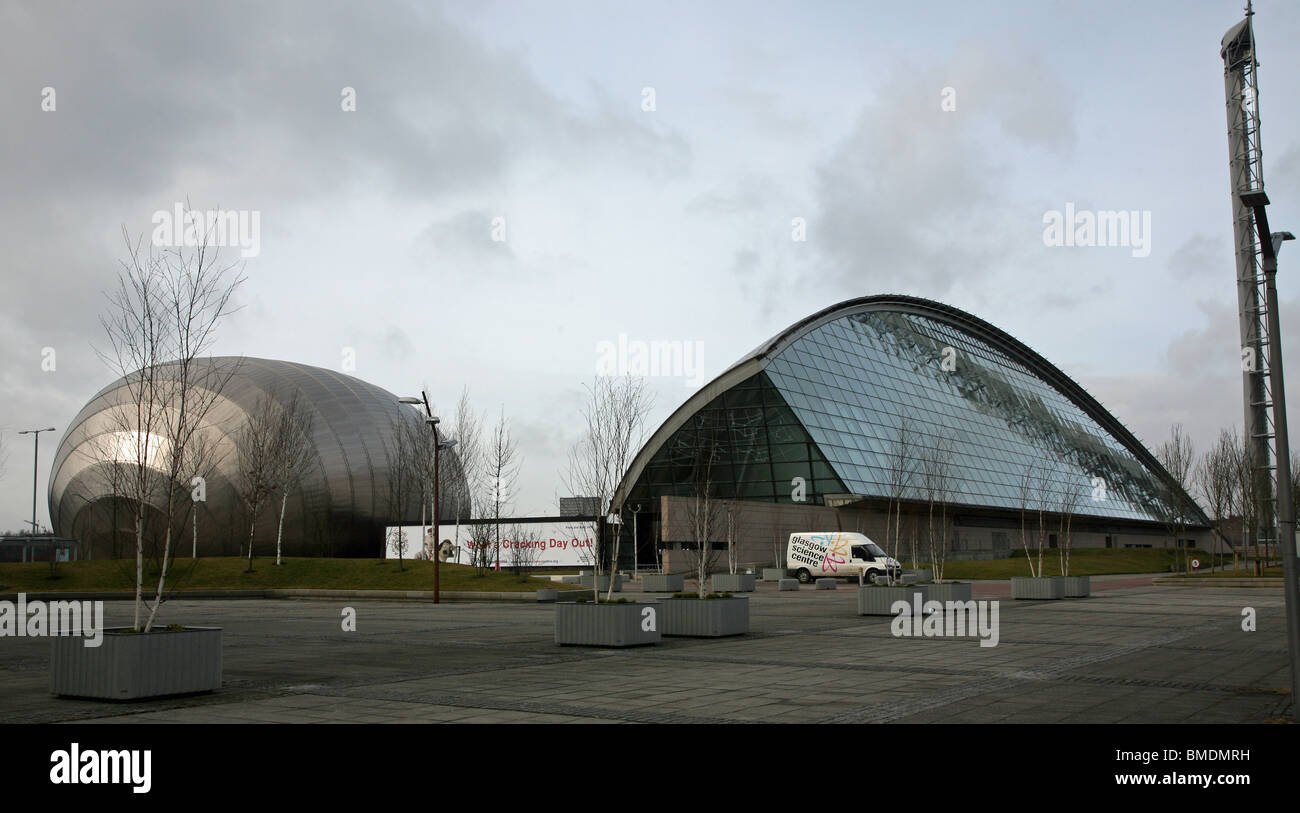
[536,589,559,602]
[927,583,973,604]
[559,575,581,585]
[858,585,930,616]
[642,573,685,593]
[762,568,787,582]
[657,596,749,637]
[554,601,661,647]
[711,573,756,593]
[1063,575,1090,598]
[578,574,623,592]
[778,579,800,591]
[815,578,837,590]
[1011,576,1065,600]
[51,626,222,700]
[903,569,933,584]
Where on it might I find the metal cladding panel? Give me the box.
[50,627,222,699]
[48,357,437,558]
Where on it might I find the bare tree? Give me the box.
[684,422,722,598]
[270,392,315,566]
[469,515,496,574]
[234,393,283,572]
[96,220,243,631]
[484,406,520,572]
[563,376,654,602]
[1018,460,1054,578]
[724,503,740,575]
[885,418,916,584]
[447,389,484,566]
[769,520,784,572]
[1197,427,1240,572]
[182,422,226,559]
[507,523,543,578]
[1156,423,1196,574]
[921,436,954,583]
[1057,476,1083,578]
[383,413,419,571]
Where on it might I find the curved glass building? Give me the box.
[615,295,1209,568]
[49,357,455,558]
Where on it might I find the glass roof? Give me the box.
[764,309,1170,522]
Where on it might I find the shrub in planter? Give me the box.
[711,573,756,593]
[554,600,661,647]
[657,594,749,637]
[1011,576,1065,600]
[642,573,685,593]
[858,585,930,616]
[51,626,222,700]
[1062,575,1090,598]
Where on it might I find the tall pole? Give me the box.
[1255,210,1300,718]
[433,419,441,604]
[631,503,641,579]
[1222,9,1274,571]
[1222,5,1299,719]
[18,427,55,534]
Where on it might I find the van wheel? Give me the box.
[796,569,812,584]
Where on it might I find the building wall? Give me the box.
[655,495,1220,573]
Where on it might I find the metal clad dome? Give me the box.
[49,356,434,558]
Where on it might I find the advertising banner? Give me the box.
[385,520,597,568]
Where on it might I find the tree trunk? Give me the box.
[275,492,288,566]
[246,515,257,572]
[133,512,144,631]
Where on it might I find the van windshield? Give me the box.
[866,543,887,558]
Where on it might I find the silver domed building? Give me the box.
[49,357,455,559]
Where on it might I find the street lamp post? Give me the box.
[1242,190,1299,718]
[630,503,642,580]
[399,393,456,604]
[18,427,56,536]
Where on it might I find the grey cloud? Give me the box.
[808,39,1076,301]
[417,210,515,267]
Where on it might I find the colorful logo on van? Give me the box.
[810,533,850,573]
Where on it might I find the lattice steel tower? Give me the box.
[1222,4,1275,559]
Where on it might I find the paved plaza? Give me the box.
[1,578,1291,724]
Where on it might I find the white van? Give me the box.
[786,532,901,584]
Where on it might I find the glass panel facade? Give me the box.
[626,372,847,508]
[764,309,1170,522]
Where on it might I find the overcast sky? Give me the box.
[2,0,1298,531]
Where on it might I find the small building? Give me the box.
[0,535,82,563]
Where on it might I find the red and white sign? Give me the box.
[385,520,596,567]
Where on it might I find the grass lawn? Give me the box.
[903,547,1214,580]
[0,557,585,594]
